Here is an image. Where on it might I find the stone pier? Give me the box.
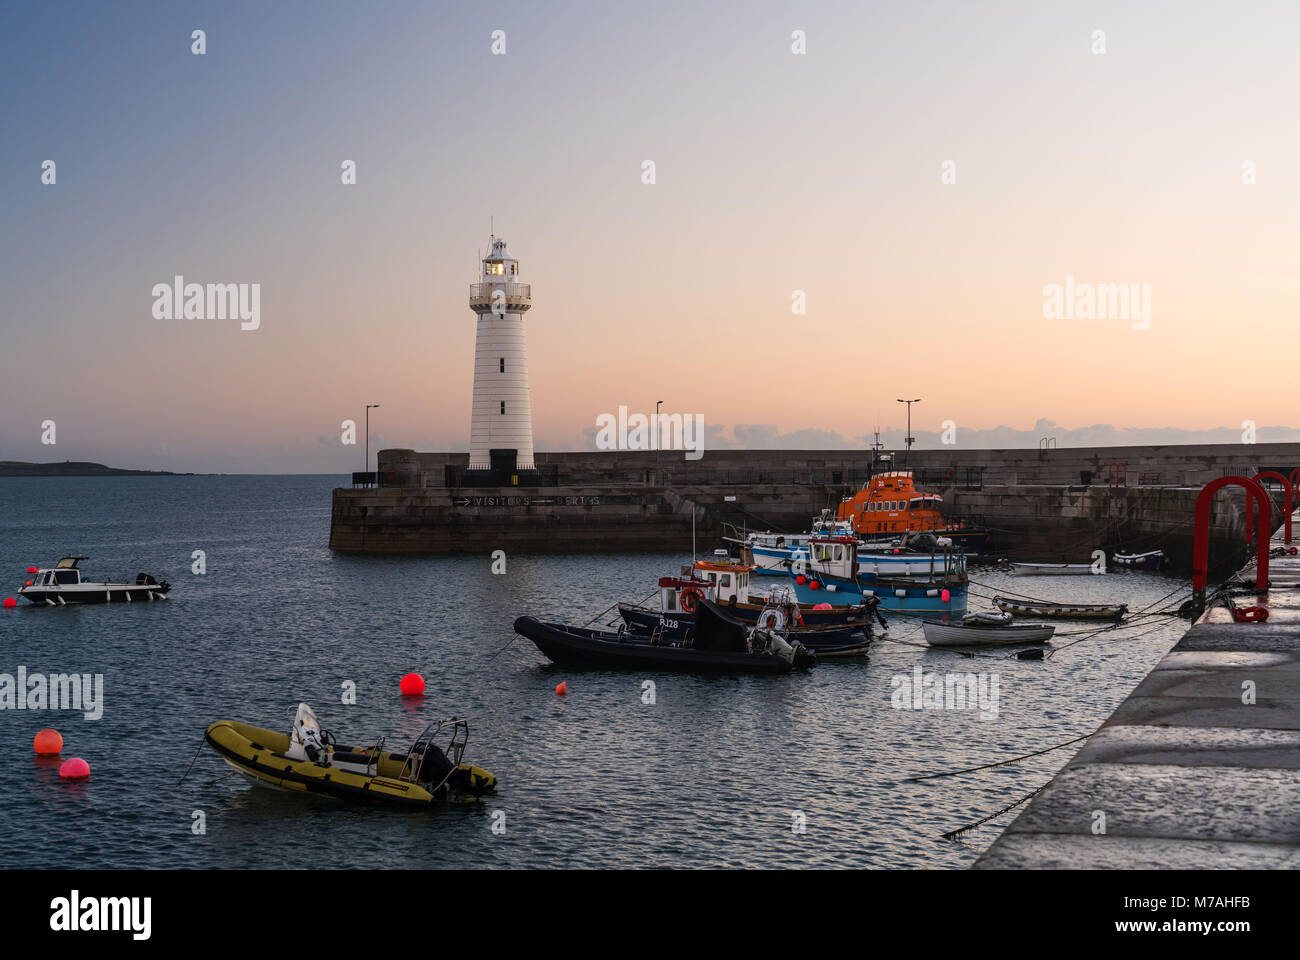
[329,443,1294,561]
[974,510,1300,869]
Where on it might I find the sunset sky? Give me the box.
[2,1,1297,472]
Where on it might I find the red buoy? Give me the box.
[59,757,90,780]
[2,598,15,609]
[34,729,63,755]
[941,589,951,603]
[795,575,807,585]
[399,672,425,696]
[555,681,567,696]
[26,566,37,574]
[809,581,821,591]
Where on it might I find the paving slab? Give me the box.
[974,832,1300,870]
[1003,763,1300,844]
[1073,724,1300,769]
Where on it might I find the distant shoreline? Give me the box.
[0,461,191,477]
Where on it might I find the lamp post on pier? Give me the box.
[366,404,381,486]
[655,399,664,485]
[896,398,920,468]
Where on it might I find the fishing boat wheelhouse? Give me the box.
[787,535,969,619]
[836,471,990,552]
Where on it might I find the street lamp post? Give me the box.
[365,404,381,486]
[655,399,664,485]
[896,398,920,468]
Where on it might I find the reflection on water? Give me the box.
[0,476,1191,868]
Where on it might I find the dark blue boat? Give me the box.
[515,599,816,673]
[615,560,882,656]
[617,600,878,657]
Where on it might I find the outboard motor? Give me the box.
[288,703,329,765]
[907,532,939,553]
[409,737,455,787]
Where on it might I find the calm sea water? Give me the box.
[0,476,1191,869]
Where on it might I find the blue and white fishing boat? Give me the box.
[744,515,850,574]
[784,536,968,620]
[745,522,969,576]
[748,534,811,574]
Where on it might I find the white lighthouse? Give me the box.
[467,236,535,471]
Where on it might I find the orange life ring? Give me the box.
[680,588,703,613]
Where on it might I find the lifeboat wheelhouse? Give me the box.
[836,471,951,538]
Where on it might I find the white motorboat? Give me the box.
[923,612,1055,647]
[17,556,171,605]
[1009,562,1099,576]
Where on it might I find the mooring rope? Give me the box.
[582,586,659,627]
[177,735,207,786]
[485,633,519,662]
[907,732,1094,782]
[942,784,1048,840]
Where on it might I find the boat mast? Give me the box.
[870,423,884,477]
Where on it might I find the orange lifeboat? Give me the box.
[836,471,990,552]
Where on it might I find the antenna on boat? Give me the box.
[692,508,697,565]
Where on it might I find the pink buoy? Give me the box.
[59,757,90,780]
[399,672,425,696]
[34,729,63,755]
[813,602,832,610]
[941,589,951,603]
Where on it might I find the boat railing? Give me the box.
[397,718,470,791]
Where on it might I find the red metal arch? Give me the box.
[1192,476,1270,602]
[1255,471,1294,544]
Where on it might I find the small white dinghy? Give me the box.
[923,611,1055,647]
[1010,562,1099,577]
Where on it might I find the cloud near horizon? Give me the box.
[562,418,1300,453]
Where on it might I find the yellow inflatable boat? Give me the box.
[204,704,496,808]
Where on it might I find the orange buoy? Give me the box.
[59,757,90,780]
[33,729,63,756]
[555,681,567,696]
[399,672,425,696]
